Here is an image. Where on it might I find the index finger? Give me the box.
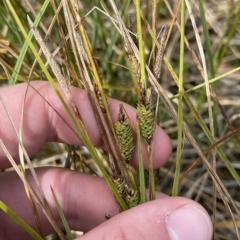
[0,81,172,169]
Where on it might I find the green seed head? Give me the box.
[137,87,156,144]
[125,188,140,208]
[115,105,135,164]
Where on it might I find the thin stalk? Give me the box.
[152,0,157,62]
[172,0,185,196]
[75,11,117,141]
[196,1,217,235]
[213,1,240,68]
[9,0,50,85]
[170,66,240,100]
[147,144,155,200]
[101,0,131,72]
[0,201,43,240]
[137,117,146,204]
[6,0,127,211]
[164,58,240,187]
[135,0,147,87]
[68,2,122,175]
[126,165,138,191]
[198,0,215,79]
[51,188,72,240]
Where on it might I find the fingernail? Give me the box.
[166,204,212,240]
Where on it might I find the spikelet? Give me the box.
[124,187,140,209]
[112,177,126,198]
[128,15,138,47]
[122,19,140,80]
[93,83,106,113]
[115,104,135,164]
[112,177,140,209]
[137,85,156,144]
[154,25,168,81]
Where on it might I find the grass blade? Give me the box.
[0,201,43,239]
[172,0,185,196]
[9,0,50,85]
[137,117,146,204]
[51,187,72,240]
[198,0,215,78]
[135,0,146,87]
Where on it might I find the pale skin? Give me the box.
[0,82,213,240]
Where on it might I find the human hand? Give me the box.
[0,82,212,239]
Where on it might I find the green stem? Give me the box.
[137,117,146,203]
[147,144,155,200]
[172,0,185,196]
[135,0,147,87]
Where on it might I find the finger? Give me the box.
[81,199,212,240]
[0,167,167,239]
[0,81,172,168]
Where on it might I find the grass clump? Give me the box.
[1,0,240,239]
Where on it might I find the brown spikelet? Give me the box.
[154,25,168,81]
[93,83,106,113]
[112,177,126,198]
[115,105,135,164]
[129,54,141,80]
[123,39,140,80]
[128,15,138,47]
[121,21,140,80]
[112,177,140,209]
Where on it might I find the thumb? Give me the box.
[79,197,212,240]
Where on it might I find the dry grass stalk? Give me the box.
[65,0,123,177]
[27,16,80,117]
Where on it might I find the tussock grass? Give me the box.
[1,0,240,239]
